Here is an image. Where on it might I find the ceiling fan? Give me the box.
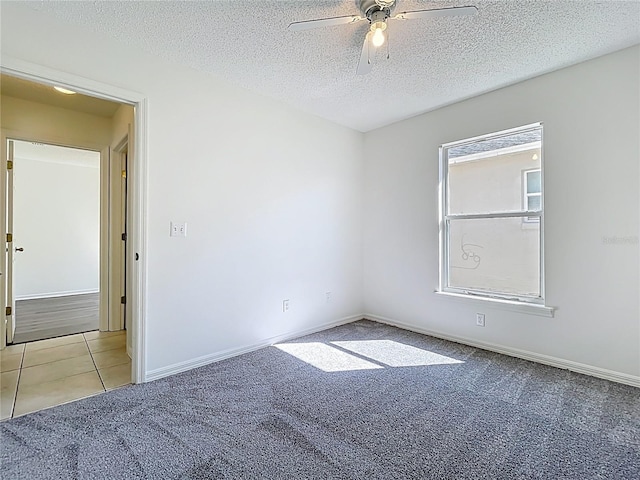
[288,0,478,75]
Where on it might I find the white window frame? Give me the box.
[438,123,546,306]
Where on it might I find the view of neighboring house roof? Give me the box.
[448,130,542,159]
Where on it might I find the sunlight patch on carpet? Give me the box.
[331,340,464,367]
[274,342,383,372]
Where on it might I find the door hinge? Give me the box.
[6,233,12,243]
[7,160,13,170]
[121,170,127,179]
[5,306,11,316]
[121,296,126,305]
[121,232,127,241]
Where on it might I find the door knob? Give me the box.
[15,247,24,252]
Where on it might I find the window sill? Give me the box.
[434,291,555,317]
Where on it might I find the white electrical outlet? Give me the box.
[325,292,332,304]
[283,299,290,312]
[476,313,486,327]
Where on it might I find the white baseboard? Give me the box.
[16,289,99,301]
[145,314,362,382]
[144,312,640,388]
[365,313,640,388]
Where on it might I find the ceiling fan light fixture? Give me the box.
[370,20,387,47]
[288,1,478,75]
[54,86,76,95]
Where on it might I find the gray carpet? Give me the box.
[1,320,638,479]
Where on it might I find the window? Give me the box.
[523,169,541,222]
[439,123,544,303]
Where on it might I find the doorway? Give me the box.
[9,140,101,344]
[2,132,131,418]
[0,64,147,417]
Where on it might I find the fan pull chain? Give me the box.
[386,28,390,60]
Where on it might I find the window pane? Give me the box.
[526,170,541,194]
[527,195,541,211]
[448,217,540,297]
[447,130,541,215]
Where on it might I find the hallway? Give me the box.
[13,293,99,344]
[1,330,130,419]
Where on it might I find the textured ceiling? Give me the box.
[15,1,640,132]
[1,74,122,118]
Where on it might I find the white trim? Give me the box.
[365,313,640,388]
[1,56,143,105]
[1,57,148,385]
[447,211,542,220]
[130,99,148,384]
[145,314,362,382]
[108,143,125,332]
[16,289,99,301]
[434,291,554,317]
[99,147,110,333]
[0,132,5,349]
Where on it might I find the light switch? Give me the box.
[170,222,187,237]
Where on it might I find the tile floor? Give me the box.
[1,330,130,420]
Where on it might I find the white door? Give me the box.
[120,150,127,330]
[5,140,16,343]
[125,124,134,357]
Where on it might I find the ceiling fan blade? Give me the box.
[356,32,373,76]
[393,5,478,21]
[288,15,364,31]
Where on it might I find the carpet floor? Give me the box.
[1,320,638,479]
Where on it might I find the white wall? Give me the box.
[363,46,640,379]
[1,95,113,146]
[111,104,134,147]
[0,5,364,374]
[13,145,100,299]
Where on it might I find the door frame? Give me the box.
[4,139,14,343]
[0,56,148,384]
[112,135,135,358]
[111,135,128,334]
[1,133,109,339]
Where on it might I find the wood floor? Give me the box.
[13,293,100,344]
